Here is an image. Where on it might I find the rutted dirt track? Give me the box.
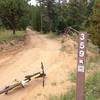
[0,29,77,100]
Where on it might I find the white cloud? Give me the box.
[28,0,36,5]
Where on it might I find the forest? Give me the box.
[0,0,100,49]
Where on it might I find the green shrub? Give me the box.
[86,72,100,100]
[86,55,100,71]
[87,40,99,53]
[68,70,76,83]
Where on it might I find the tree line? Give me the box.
[0,0,100,48]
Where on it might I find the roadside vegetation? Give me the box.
[49,71,100,100]
[49,45,100,100]
[87,40,100,54]
[0,30,26,43]
[0,29,26,52]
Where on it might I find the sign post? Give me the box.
[77,32,88,100]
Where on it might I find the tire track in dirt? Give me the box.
[0,29,77,100]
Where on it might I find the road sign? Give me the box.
[77,32,88,100]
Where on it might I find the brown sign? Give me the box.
[76,32,88,100]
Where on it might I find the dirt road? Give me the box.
[0,29,77,100]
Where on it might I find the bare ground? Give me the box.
[0,29,77,100]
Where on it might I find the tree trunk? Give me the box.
[41,14,43,33]
[40,1,43,33]
[49,23,52,32]
[49,19,52,32]
[13,27,16,35]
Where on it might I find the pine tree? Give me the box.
[0,0,30,34]
[66,0,87,30]
[87,0,100,48]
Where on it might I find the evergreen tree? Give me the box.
[33,0,89,34]
[66,0,87,30]
[87,0,100,48]
[0,0,30,34]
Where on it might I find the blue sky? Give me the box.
[29,0,36,5]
